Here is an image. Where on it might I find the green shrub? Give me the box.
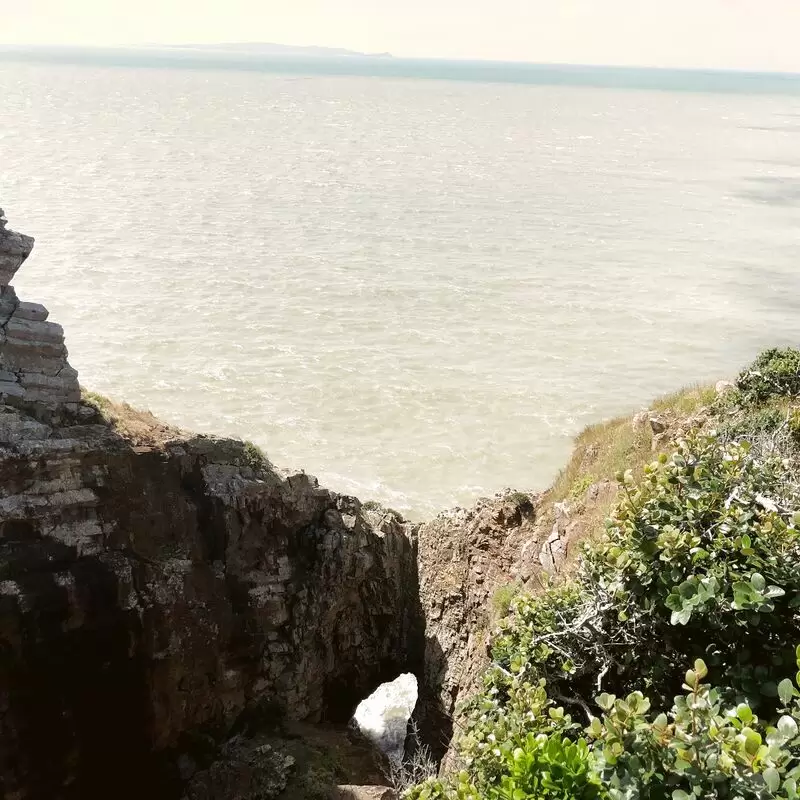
[405,647,800,800]
[409,354,800,800]
[720,404,786,441]
[737,348,800,404]
[585,654,800,800]
[491,583,521,618]
[408,676,604,800]
[409,654,800,800]
[491,432,800,712]
[588,432,800,707]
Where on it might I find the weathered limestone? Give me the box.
[0,209,34,285]
[0,406,423,799]
[416,490,538,763]
[0,209,80,412]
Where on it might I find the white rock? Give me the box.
[353,673,418,766]
[716,380,736,395]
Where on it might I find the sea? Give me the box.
[2,47,800,518]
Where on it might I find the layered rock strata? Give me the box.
[0,406,423,798]
[0,207,423,800]
[0,209,79,413]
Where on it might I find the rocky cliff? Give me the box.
[0,210,423,799]
[0,401,423,799]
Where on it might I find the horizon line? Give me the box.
[2,42,800,79]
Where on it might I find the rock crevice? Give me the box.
[0,208,565,799]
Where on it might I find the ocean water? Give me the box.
[2,53,800,518]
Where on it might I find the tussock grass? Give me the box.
[550,384,715,508]
[537,384,716,564]
[651,383,716,415]
[80,388,186,447]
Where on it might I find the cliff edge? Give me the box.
[0,210,422,799]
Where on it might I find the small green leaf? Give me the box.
[779,678,795,706]
[751,572,766,592]
[778,715,799,739]
[743,727,762,756]
[736,703,754,724]
[694,659,708,679]
[596,693,616,712]
[764,767,780,792]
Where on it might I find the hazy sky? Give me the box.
[5,0,800,72]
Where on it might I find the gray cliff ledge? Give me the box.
[0,208,80,413]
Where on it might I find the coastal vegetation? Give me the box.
[410,349,800,800]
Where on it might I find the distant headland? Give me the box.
[167,42,393,58]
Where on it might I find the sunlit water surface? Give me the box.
[3,59,800,517]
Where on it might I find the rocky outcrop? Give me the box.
[0,209,80,414]
[0,209,423,799]
[0,403,423,798]
[415,491,540,761]
[0,209,34,286]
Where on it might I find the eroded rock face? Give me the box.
[0,208,34,286]
[0,204,597,797]
[0,209,80,413]
[0,407,423,799]
[415,491,539,761]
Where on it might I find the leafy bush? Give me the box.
[720,404,786,441]
[493,432,800,713]
[588,433,800,707]
[409,676,605,800]
[410,354,800,799]
[409,654,800,800]
[586,654,800,800]
[737,348,800,404]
